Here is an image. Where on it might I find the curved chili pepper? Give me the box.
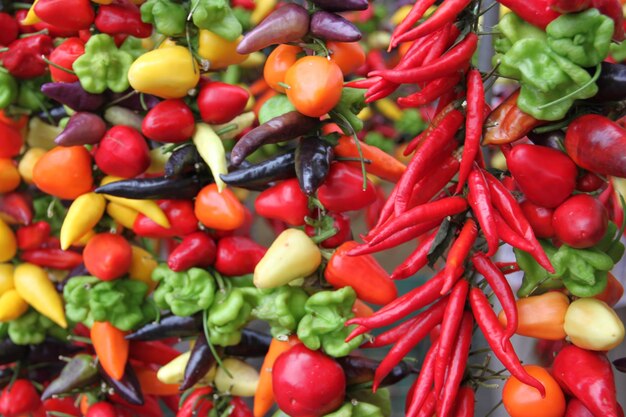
[97,176,207,201]
[349,220,439,257]
[389,0,438,49]
[129,341,180,367]
[125,314,203,341]
[398,74,462,108]
[451,386,475,417]
[359,315,421,349]
[456,70,485,194]
[221,151,296,189]
[180,332,217,391]
[295,137,334,195]
[373,295,448,391]
[467,166,498,256]
[441,219,477,294]
[493,211,535,252]
[167,232,216,272]
[99,362,144,406]
[337,355,413,387]
[468,288,545,397]
[390,230,439,280]
[406,340,439,417]
[223,329,272,358]
[20,248,83,270]
[41,81,105,112]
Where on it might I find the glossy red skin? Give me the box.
[273,344,346,417]
[506,144,577,208]
[87,402,117,417]
[167,231,216,271]
[34,0,95,31]
[142,99,195,143]
[520,200,555,238]
[83,233,133,281]
[576,171,606,192]
[133,200,199,238]
[49,37,84,83]
[214,236,266,276]
[565,114,626,178]
[197,81,250,124]
[42,398,81,416]
[305,212,352,248]
[552,194,608,248]
[3,35,54,79]
[229,397,253,417]
[255,178,310,226]
[0,124,23,158]
[94,4,153,38]
[94,126,150,178]
[0,13,19,46]
[552,345,620,417]
[317,163,377,212]
[0,380,42,417]
[16,221,51,250]
[176,388,213,417]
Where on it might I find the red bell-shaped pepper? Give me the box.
[0,192,32,225]
[94,126,151,179]
[167,231,216,271]
[197,81,250,124]
[324,241,397,305]
[2,35,54,79]
[142,99,195,143]
[255,178,311,226]
[0,13,19,46]
[34,0,95,31]
[0,380,42,417]
[94,4,153,38]
[214,236,266,276]
[317,163,377,212]
[16,221,51,250]
[48,37,85,83]
[133,200,198,238]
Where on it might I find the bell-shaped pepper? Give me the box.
[546,8,614,67]
[206,288,254,346]
[317,163,377,212]
[194,184,246,231]
[7,309,67,345]
[2,35,54,79]
[60,193,106,250]
[128,246,158,292]
[41,354,99,400]
[0,289,29,321]
[0,217,17,262]
[197,30,248,70]
[192,123,228,192]
[494,12,547,55]
[252,286,308,337]
[214,236,266,276]
[72,34,133,93]
[0,264,13,295]
[34,0,94,31]
[297,287,364,357]
[255,178,310,226]
[140,0,186,37]
[14,263,67,328]
[132,199,198,238]
[253,229,322,289]
[107,202,139,229]
[95,4,153,38]
[128,46,200,99]
[152,264,216,316]
[564,297,624,351]
[191,0,242,41]
[16,221,50,251]
[167,232,216,272]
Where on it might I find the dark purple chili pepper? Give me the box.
[41,81,105,111]
[95,175,207,200]
[28,337,83,363]
[180,333,217,391]
[99,362,144,405]
[310,0,368,12]
[337,355,414,387]
[164,145,206,178]
[220,150,296,189]
[125,314,203,341]
[295,136,334,195]
[55,112,107,146]
[309,11,362,42]
[0,339,27,365]
[223,329,272,358]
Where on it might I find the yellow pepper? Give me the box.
[214,358,259,397]
[60,192,106,250]
[129,245,158,292]
[157,351,216,385]
[357,107,373,122]
[0,263,14,295]
[14,263,67,328]
[18,147,46,184]
[106,202,139,229]
[390,4,413,25]
[564,298,625,351]
[254,229,321,289]
[239,52,266,69]
[0,218,17,263]
[198,31,249,70]
[26,118,63,150]
[375,98,404,122]
[210,112,256,141]
[193,124,228,192]
[0,290,29,321]
[21,0,41,24]
[100,176,170,228]
[128,46,200,99]
[74,229,96,246]
[250,0,276,24]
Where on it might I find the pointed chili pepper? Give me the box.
[405,340,439,416]
[179,332,216,391]
[398,74,462,108]
[41,354,98,400]
[96,176,206,200]
[214,236,266,276]
[41,81,106,112]
[0,193,32,226]
[125,314,203,341]
[337,355,413,387]
[193,123,228,192]
[349,219,440,257]
[389,0,437,49]
[133,199,197,238]
[493,211,535,252]
[16,221,51,251]
[482,90,544,146]
[441,220,477,294]
[14,263,67,328]
[467,166,498,256]
[60,193,105,250]
[99,362,144,406]
[333,135,406,183]
[128,341,180,367]
[295,137,334,195]
[221,151,296,189]
[457,70,485,194]
[255,178,310,226]
[451,386,475,417]
[311,0,368,11]
[55,112,107,147]
[20,248,83,270]
[224,329,273,358]
[390,230,439,280]
[167,232,216,272]
[309,11,362,42]
[359,315,421,348]
[164,145,204,179]
[92,321,129,381]
[396,0,472,47]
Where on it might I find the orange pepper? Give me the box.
[91,321,129,381]
[135,367,181,396]
[0,159,20,193]
[194,184,245,231]
[352,299,375,318]
[498,291,569,340]
[334,135,407,183]
[593,271,624,307]
[32,146,93,200]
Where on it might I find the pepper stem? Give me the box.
[310,227,338,244]
[536,64,602,110]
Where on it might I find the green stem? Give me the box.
[40,55,76,75]
[202,309,232,378]
[310,227,338,244]
[215,123,237,136]
[537,64,602,110]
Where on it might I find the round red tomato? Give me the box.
[552,194,608,248]
[503,365,565,417]
[83,233,132,280]
[273,344,346,417]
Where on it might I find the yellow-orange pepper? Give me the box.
[60,192,106,250]
[0,289,29,321]
[14,263,67,328]
[17,147,46,184]
[0,263,14,294]
[129,245,158,292]
[106,202,140,229]
[198,30,249,70]
[0,218,17,262]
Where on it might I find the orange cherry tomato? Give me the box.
[194,184,245,231]
[503,365,566,417]
[264,45,302,93]
[0,159,21,193]
[284,56,343,118]
[32,146,93,200]
[593,271,624,307]
[327,41,366,75]
[498,291,569,340]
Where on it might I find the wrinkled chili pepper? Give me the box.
[3,35,54,79]
[96,176,206,200]
[125,314,203,341]
[95,4,153,38]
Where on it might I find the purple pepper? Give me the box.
[310,11,362,42]
[54,112,107,146]
[237,4,310,54]
[310,0,368,12]
[41,81,106,112]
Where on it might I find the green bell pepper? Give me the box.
[350,388,392,417]
[72,34,134,94]
[191,0,242,41]
[297,287,364,357]
[515,242,564,297]
[252,286,308,337]
[140,0,187,37]
[63,275,100,325]
[152,264,216,317]
[206,288,253,346]
[494,12,547,55]
[119,36,147,60]
[499,38,598,120]
[0,69,18,109]
[546,8,614,68]
[610,40,626,62]
[8,309,67,345]
[563,269,608,297]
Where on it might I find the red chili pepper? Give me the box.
[365,185,386,231]
[451,386,475,417]
[142,99,196,144]
[255,178,311,226]
[468,287,546,397]
[422,26,461,69]
[214,236,266,276]
[415,391,437,417]
[456,70,485,194]
[34,0,95,31]
[395,109,463,214]
[176,387,213,417]
[497,0,560,29]
[128,341,180,367]
[2,35,54,79]
[467,165,498,256]
[0,13,19,46]
[197,81,250,124]
[232,0,255,10]
[406,340,439,416]
[95,4,153,38]
[389,0,438,49]
[390,230,438,280]
[349,219,440,257]
[373,295,448,391]
[16,221,51,251]
[441,219,477,294]
[20,248,83,270]
[437,310,473,417]
[133,200,198,238]
[230,397,253,417]
[398,74,462,108]
[365,49,387,72]
[371,34,478,85]
[404,101,457,156]
[408,158,460,209]
[110,394,163,417]
[48,37,85,83]
[359,315,420,349]
[495,261,520,275]
[317,163,378,213]
[368,196,468,246]
[493,211,535,252]
[167,232,216,272]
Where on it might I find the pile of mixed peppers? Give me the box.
[1,0,626,415]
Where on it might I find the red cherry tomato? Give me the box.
[83,233,133,281]
[552,194,608,248]
[142,99,195,143]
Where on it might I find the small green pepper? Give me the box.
[546,8,614,67]
[258,95,296,125]
[610,40,626,62]
[515,243,564,297]
[119,36,147,60]
[17,77,47,111]
[331,87,367,133]
[563,269,608,297]
[8,309,66,345]
[63,276,100,325]
[152,264,216,317]
[493,12,547,55]
[72,34,134,94]
[0,69,18,109]
[140,0,188,37]
[191,0,242,41]
[207,288,253,346]
[252,286,308,337]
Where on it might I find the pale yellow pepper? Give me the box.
[157,351,217,385]
[0,264,14,295]
[146,146,170,175]
[375,98,404,122]
[128,46,200,99]
[564,298,625,351]
[18,147,46,184]
[106,202,140,230]
[0,290,29,321]
[60,192,106,250]
[0,218,17,263]
[214,358,259,397]
[193,124,228,192]
[198,31,249,70]
[14,263,67,328]
[26,118,63,150]
[129,245,158,292]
